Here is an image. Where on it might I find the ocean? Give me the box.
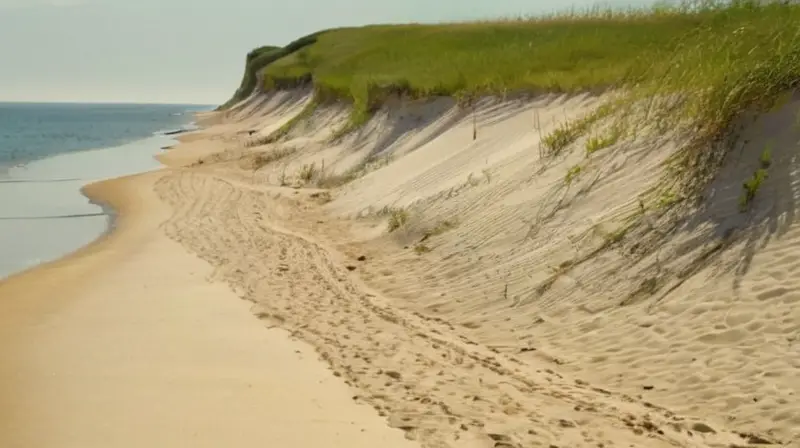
[0,102,212,279]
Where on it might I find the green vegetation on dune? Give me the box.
[264,19,684,97]
[248,2,800,135]
[226,1,800,201]
[240,1,799,202]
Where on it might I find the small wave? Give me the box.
[156,121,199,137]
[0,212,107,220]
[162,128,190,136]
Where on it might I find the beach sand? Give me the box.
[0,170,417,448]
[1,89,797,448]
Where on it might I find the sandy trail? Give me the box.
[0,171,417,448]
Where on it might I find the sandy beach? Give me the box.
[0,168,416,447]
[1,89,797,448]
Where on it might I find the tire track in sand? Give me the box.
[154,169,771,448]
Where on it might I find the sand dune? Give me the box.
[143,91,798,447]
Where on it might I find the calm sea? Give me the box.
[0,102,213,279]
[0,103,205,166]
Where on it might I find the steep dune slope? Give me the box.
[155,87,797,446]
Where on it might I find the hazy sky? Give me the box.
[0,0,653,105]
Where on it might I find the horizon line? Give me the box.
[0,100,218,107]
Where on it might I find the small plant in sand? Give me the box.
[541,108,610,156]
[278,166,288,186]
[413,243,432,254]
[565,165,582,185]
[472,107,478,141]
[739,146,773,212]
[298,162,318,184]
[542,123,578,155]
[759,144,773,168]
[739,168,768,212]
[585,125,623,155]
[386,208,410,232]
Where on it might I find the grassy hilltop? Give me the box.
[229,1,800,111]
[224,0,800,188]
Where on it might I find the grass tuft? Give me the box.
[386,208,410,232]
[565,165,583,185]
[298,163,318,184]
[542,106,612,156]
[413,244,432,254]
[585,125,624,155]
[739,168,768,212]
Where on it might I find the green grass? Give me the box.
[738,145,774,211]
[263,14,692,99]
[759,144,773,168]
[251,2,800,116]
[225,1,800,201]
[739,168,768,211]
[565,164,583,184]
[585,124,624,154]
[542,107,610,155]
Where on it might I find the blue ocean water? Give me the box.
[0,102,205,166]
[0,102,213,279]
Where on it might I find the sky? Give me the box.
[0,0,653,105]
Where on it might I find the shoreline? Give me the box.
[0,124,197,280]
[0,124,418,447]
